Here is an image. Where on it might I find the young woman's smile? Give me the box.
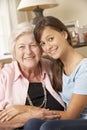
[48,47,58,55]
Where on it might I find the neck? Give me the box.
[20,63,42,82]
[61,47,84,75]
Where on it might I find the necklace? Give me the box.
[27,83,47,108]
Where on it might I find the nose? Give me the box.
[25,46,32,54]
[44,43,53,52]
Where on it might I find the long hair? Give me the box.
[34,16,72,92]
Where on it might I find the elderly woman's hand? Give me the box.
[0,105,32,122]
[0,105,60,122]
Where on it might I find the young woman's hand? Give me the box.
[28,108,60,120]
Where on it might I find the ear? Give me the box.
[61,31,68,39]
[13,51,16,60]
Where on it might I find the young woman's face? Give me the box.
[40,27,68,59]
[14,33,42,69]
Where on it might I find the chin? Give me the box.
[51,55,58,60]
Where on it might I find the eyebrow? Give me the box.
[45,34,53,40]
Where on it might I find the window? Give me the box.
[0,0,11,54]
[0,0,32,55]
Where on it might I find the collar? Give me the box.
[40,58,52,81]
[14,58,51,81]
[13,61,23,81]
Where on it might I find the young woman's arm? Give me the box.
[54,94,87,119]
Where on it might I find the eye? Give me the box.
[30,43,37,48]
[40,41,45,46]
[18,45,25,49]
[31,44,36,47]
[48,36,54,42]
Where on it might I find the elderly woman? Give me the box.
[0,22,64,130]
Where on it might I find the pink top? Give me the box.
[0,59,65,110]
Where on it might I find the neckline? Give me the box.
[63,58,87,78]
[29,82,42,84]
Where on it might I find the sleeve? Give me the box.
[0,64,14,110]
[73,65,87,95]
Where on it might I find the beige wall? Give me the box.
[44,0,87,26]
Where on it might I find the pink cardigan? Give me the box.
[0,59,65,110]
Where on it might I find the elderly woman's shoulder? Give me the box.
[41,56,52,73]
[0,61,17,74]
[41,56,52,65]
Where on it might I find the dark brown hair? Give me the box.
[34,16,72,92]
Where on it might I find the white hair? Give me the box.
[9,22,35,55]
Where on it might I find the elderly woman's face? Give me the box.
[13,33,41,69]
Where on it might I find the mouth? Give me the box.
[48,47,58,55]
[24,56,35,60]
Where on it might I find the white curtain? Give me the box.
[0,0,11,54]
[0,0,31,55]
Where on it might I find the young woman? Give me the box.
[23,16,87,130]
